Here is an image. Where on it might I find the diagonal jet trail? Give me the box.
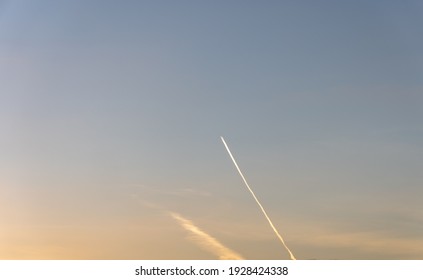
[220,136,296,260]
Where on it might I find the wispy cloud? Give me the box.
[286,216,423,259]
[170,212,244,260]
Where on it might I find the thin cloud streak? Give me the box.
[221,136,296,260]
[169,212,244,260]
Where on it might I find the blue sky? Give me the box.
[1,0,422,259]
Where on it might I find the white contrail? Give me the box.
[220,136,296,260]
[170,212,244,260]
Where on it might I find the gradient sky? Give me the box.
[1,0,422,259]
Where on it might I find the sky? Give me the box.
[0,0,422,259]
